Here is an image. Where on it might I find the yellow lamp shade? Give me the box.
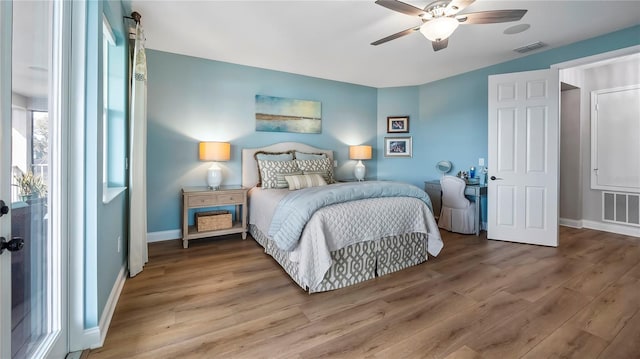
[199,142,230,162]
[349,145,372,160]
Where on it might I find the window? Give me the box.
[102,15,126,202]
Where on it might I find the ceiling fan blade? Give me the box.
[375,0,426,17]
[457,10,527,24]
[446,0,475,14]
[371,25,421,45]
[432,38,449,51]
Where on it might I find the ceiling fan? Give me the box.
[372,0,527,51]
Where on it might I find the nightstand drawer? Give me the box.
[215,191,245,205]
[187,191,245,207]
[188,195,220,207]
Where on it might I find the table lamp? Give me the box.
[199,141,230,190]
[349,145,372,181]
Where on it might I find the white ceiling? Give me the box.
[125,0,640,88]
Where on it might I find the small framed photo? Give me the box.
[384,136,412,158]
[387,116,409,133]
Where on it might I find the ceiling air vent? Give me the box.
[513,41,546,54]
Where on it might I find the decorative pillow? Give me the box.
[254,151,294,161]
[258,160,300,189]
[285,174,327,190]
[254,151,294,186]
[302,170,330,184]
[295,158,335,184]
[276,171,303,189]
[293,151,327,160]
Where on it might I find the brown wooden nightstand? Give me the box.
[181,185,248,248]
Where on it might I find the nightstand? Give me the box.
[181,185,248,248]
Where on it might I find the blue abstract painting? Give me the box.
[255,95,322,134]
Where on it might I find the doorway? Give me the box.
[557,48,640,236]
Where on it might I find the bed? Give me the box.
[242,142,443,293]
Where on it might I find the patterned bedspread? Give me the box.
[289,196,442,288]
[248,183,443,289]
[268,181,434,251]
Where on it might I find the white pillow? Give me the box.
[285,174,327,190]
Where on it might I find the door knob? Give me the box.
[490,176,503,181]
[0,237,24,254]
[0,200,8,217]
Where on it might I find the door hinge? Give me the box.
[125,157,129,170]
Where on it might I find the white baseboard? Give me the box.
[559,218,584,228]
[147,229,181,242]
[83,265,127,349]
[82,327,101,350]
[559,217,639,238]
[582,219,640,238]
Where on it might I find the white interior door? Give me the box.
[1,1,67,357]
[488,68,560,247]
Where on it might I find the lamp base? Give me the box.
[354,160,366,181]
[207,163,223,190]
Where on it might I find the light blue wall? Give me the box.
[146,51,378,232]
[84,0,129,328]
[146,25,640,234]
[376,86,420,182]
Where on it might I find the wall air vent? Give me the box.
[513,41,546,54]
[603,192,640,227]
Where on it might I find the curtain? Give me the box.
[129,23,148,277]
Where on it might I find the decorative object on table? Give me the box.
[14,170,47,201]
[435,160,452,177]
[456,170,469,180]
[384,136,412,158]
[349,145,372,181]
[255,95,322,134]
[386,116,409,133]
[469,166,476,179]
[480,167,488,185]
[199,141,231,190]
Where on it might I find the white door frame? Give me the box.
[0,1,14,355]
[1,1,72,357]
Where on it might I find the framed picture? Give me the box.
[387,116,409,133]
[255,95,322,134]
[384,136,412,158]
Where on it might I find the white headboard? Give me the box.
[242,142,334,188]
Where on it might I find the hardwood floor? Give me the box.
[87,227,640,359]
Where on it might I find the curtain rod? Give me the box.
[124,11,142,24]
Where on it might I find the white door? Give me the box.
[0,1,67,357]
[487,68,560,247]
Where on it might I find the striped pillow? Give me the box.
[276,171,303,188]
[284,174,327,190]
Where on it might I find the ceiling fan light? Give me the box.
[420,17,459,41]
